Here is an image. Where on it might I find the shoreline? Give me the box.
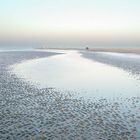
[88,47,140,53]
[37,47,140,53]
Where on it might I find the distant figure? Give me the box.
[86,47,89,50]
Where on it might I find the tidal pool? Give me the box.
[12,50,140,99]
[10,50,140,139]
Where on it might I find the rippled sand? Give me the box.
[0,51,140,140]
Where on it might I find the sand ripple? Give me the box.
[0,51,140,140]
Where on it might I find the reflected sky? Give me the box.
[12,50,140,99]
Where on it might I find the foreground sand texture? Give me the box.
[0,51,140,140]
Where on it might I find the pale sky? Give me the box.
[0,0,140,44]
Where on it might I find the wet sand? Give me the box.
[0,50,140,139]
[88,47,140,53]
[82,49,140,77]
[38,47,140,53]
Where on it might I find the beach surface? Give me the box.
[13,50,140,98]
[88,47,140,53]
[38,47,140,53]
[0,49,140,139]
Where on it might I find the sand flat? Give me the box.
[88,47,140,53]
[0,50,140,139]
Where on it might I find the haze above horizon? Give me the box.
[0,0,140,46]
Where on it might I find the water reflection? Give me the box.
[13,50,140,99]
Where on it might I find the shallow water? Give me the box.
[8,50,140,139]
[12,50,140,99]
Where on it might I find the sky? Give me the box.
[0,0,140,45]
